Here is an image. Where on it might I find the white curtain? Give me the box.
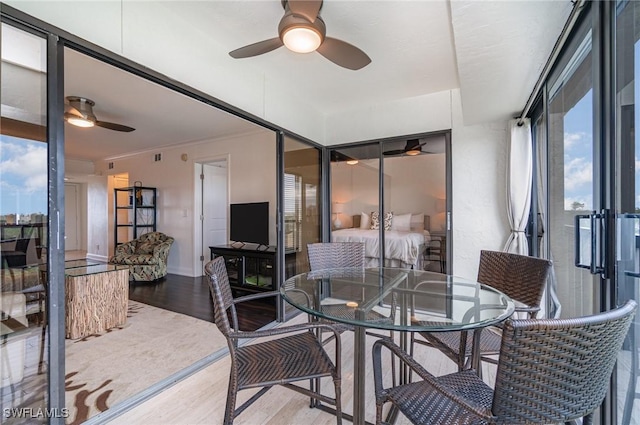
[503,119,532,254]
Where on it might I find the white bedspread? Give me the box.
[331,228,430,267]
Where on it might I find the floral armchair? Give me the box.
[109,232,174,281]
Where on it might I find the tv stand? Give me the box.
[209,244,296,296]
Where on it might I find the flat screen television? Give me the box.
[230,202,269,246]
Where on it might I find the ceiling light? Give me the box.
[405,149,421,156]
[346,159,359,165]
[282,26,322,53]
[65,116,95,128]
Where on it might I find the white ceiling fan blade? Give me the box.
[317,37,371,70]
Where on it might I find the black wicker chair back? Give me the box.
[373,300,637,425]
[492,300,636,423]
[204,256,237,338]
[204,257,343,425]
[307,242,365,271]
[411,250,553,371]
[477,250,552,316]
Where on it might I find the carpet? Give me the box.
[64,301,226,425]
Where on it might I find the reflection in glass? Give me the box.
[330,136,446,271]
[546,23,597,320]
[283,136,322,276]
[1,23,49,423]
[330,144,381,265]
[382,136,446,272]
[615,1,640,423]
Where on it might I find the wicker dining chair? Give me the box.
[204,257,343,425]
[373,299,637,425]
[410,250,552,371]
[307,242,396,338]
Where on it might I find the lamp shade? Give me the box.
[333,203,344,213]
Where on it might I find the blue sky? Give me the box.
[563,90,594,210]
[0,134,48,216]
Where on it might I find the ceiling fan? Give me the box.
[229,0,371,70]
[383,139,429,157]
[64,96,135,132]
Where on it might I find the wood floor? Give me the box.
[128,273,277,331]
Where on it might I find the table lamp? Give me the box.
[333,203,344,229]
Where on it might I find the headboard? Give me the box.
[352,213,430,231]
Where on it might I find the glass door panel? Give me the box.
[381,135,447,271]
[330,145,380,266]
[283,136,322,277]
[615,1,640,422]
[546,20,599,320]
[0,22,49,422]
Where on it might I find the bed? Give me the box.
[331,213,431,269]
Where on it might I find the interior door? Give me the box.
[200,160,228,274]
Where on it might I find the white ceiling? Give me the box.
[64,49,264,162]
[6,0,574,162]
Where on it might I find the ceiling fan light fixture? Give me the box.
[405,149,421,156]
[282,26,322,53]
[66,115,95,128]
[346,159,359,165]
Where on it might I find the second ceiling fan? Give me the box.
[383,139,429,157]
[229,0,371,70]
[64,96,135,132]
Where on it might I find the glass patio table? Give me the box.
[281,267,515,425]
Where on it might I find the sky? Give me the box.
[563,90,594,211]
[0,134,48,216]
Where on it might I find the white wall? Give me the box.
[94,129,276,277]
[450,89,510,279]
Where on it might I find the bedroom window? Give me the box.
[284,173,302,250]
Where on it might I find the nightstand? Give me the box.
[425,231,446,272]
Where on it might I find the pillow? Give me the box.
[371,211,393,230]
[410,213,425,232]
[360,212,371,229]
[391,213,412,231]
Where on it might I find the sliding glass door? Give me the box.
[538,2,640,423]
[329,134,449,272]
[330,144,381,263]
[615,1,640,423]
[545,14,599,321]
[282,135,322,317]
[0,22,51,422]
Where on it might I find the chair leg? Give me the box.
[334,376,342,425]
[622,325,638,425]
[223,377,238,425]
[38,322,47,375]
[375,401,384,425]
